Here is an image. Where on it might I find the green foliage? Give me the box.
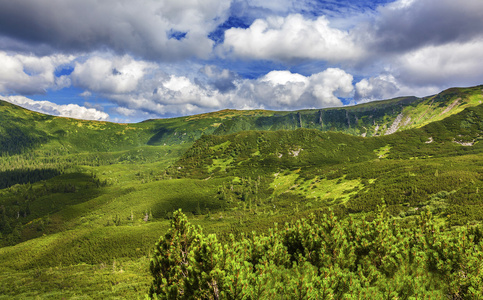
[149,209,483,299]
[0,87,482,298]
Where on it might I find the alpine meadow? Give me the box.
[0,85,482,298]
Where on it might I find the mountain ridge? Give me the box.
[1,85,482,155]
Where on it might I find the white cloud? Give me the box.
[349,0,483,102]
[233,68,353,110]
[102,74,227,117]
[261,70,308,85]
[112,106,137,117]
[385,0,416,10]
[71,55,154,94]
[396,38,483,87]
[200,65,238,92]
[246,0,292,11]
[0,51,73,94]
[238,71,309,108]
[355,74,400,101]
[63,55,228,117]
[156,75,223,108]
[2,95,109,121]
[79,91,92,98]
[310,68,354,102]
[86,63,354,118]
[354,37,483,103]
[223,14,362,62]
[353,74,458,104]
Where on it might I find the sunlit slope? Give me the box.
[171,103,483,179]
[200,85,483,137]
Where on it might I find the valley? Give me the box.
[0,85,482,299]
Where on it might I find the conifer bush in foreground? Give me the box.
[148,208,483,299]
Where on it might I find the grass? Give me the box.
[207,158,234,173]
[270,170,300,195]
[374,144,391,158]
[298,177,364,203]
[0,258,151,299]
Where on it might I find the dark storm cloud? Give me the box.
[0,0,229,60]
[366,0,483,54]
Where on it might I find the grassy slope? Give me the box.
[0,86,481,298]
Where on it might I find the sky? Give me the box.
[0,0,482,122]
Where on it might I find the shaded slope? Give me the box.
[0,101,51,155]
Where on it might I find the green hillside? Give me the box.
[0,86,482,299]
[2,85,481,156]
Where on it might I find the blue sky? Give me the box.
[0,0,482,122]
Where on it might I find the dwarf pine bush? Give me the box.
[148,208,483,299]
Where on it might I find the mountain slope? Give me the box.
[205,85,483,137]
[1,85,482,156]
[168,102,482,223]
[0,86,482,299]
[172,102,483,177]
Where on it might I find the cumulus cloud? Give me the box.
[239,68,353,109]
[235,71,309,109]
[244,0,295,14]
[61,55,226,117]
[354,37,483,103]
[223,14,362,62]
[355,74,399,101]
[0,51,73,94]
[112,106,138,117]
[79,91,92,98]
[348,0,483,102]
[154,68,352,113]
[222,0,483,68]
[2,0,482,121]
[2,95,109,121]
[71,55,154,94]
[395,39,483,87]
[77,56,354,117]
[0,0,231,60]
[156,75,223,108]
[102,74,228,117]
[354,75,456,104]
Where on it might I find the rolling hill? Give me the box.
[0,85,482,298]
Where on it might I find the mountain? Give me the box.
[0,85,482,298]
[2,85,482,155]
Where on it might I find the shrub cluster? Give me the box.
[148,209,483,299]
